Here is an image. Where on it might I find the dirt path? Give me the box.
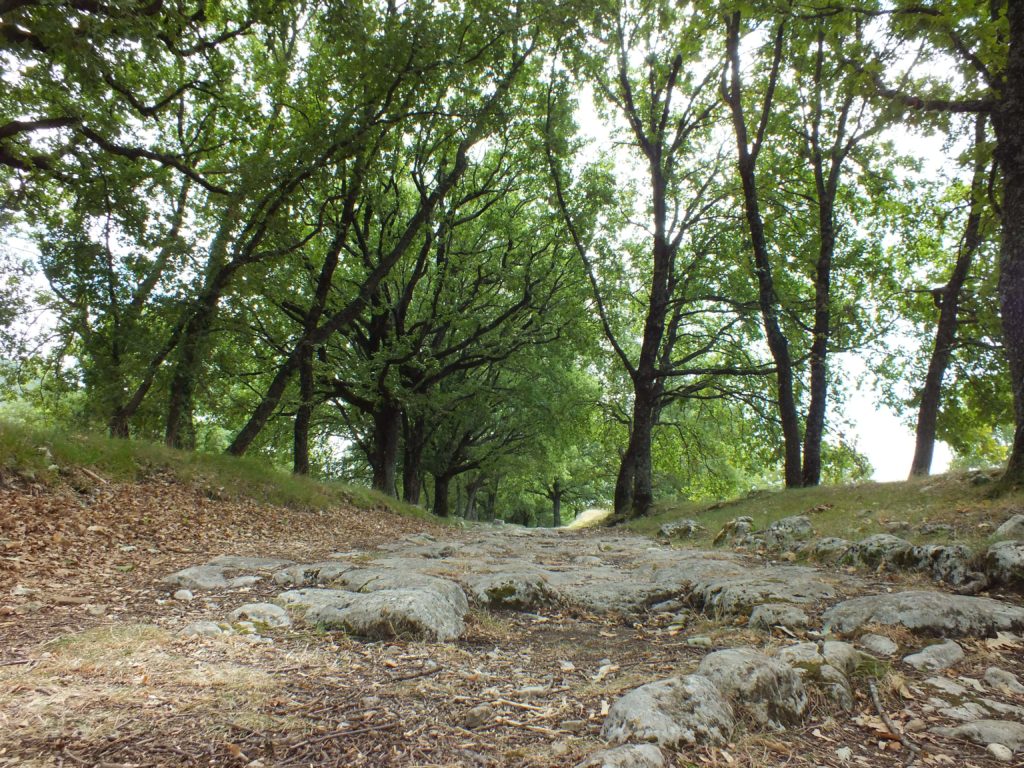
[2,484,1024,767]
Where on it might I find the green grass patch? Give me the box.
[627,472,1022,551]
[0,418,439,522]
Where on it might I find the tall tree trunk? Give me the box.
[629,386,658,516]
[464,476,483,521]
[724,15,803,487]
[550,479,562,528]
[293,344,314,475]
[613,440,637,517]
[370,403,401,497]
[433,474,451,517]
[910,115,988,477]
[402,414,425,505]
[994,1,1024,487]
[484,484,498,522]
[801,192,836,486]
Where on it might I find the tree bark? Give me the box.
[724,15,803,487]
[989,1,1024,486]
[910,115,988,477]
[464,476,484,521]
[801,181,838,486]
[484,484,497,522]
[550,479,562,528]
[433,473,451,517]
[401,414,425,505]
[293,344,314,475]
[370,403,402,497]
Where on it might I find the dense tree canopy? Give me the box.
[1,0,1019,520]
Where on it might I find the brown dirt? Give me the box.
[1,475,1022,768]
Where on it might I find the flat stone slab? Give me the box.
[823,591,1024,637]
[931,719,1024,753]
[280,586,465,642]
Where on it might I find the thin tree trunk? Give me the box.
[550,479,562,528]
[293,344,314,475]
[484,484,497,521]
[910,115,988,477]
[724,15,803,487]
[464,476,483,521]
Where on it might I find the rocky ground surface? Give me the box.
[3,488,1024,767]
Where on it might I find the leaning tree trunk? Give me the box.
[993,2,1024,487]
[910,115,987,478]
[724,15,803,488]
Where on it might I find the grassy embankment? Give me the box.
[0,418,436,523]
[627,470,1023,551]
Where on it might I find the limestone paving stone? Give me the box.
[903,640,965,672]
[575,744,666,768]
[822,591,1024,637]
[985,541,1024,588]
[601,674,735,748]
[697,648,807,729]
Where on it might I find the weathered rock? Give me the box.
[912,544,974,585]
[713,517,755,546]
[164,557,291,591]
[994,514,1024,540]
[206,556,294,570]
[279,586,464,641]
[985,667,1024,695]
[920,522,955,536]
[859,633,899,657]
[808,537,852,562]
[575,744,666,768]
[988,743,1014,763]
[658,519,704,540]
[762,516,814,550]
[748,603,809,630]
[903,640,964,671]
[331,568,469,613]
[694,568,836,616]
[230,602,291,628]
[985,541,1024,587]
[844,534,915,570]
[173,589,194,602]
[181,620,229,637]
[930,720,1024,752]
[601,675,734,748]
[774,642,855,709]
[776,641,861,677]
[462,570,556,610]
[822,591,1024,637]
[273,561,354,587]
[167,570,258,590]
[697,649,807,728]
